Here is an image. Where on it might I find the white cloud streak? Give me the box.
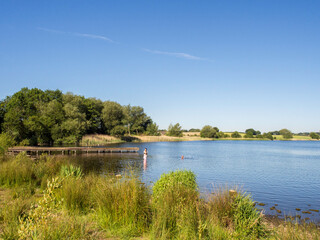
[38,27,114,43]
[143,48,205,60]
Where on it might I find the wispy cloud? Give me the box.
[143,48,205,60]
[38,27,115,43]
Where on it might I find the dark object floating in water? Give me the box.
[276,209,282,214]
[304,217,310,221]
[308,204,311,206]
[274,204,278,206]
[258,203,266,206]
[270,206,275,210]
[295,208,301,211]
[310,209,319,212]
[296,215,301,219]
[302,211,311,214]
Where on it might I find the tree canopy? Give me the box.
[231,131,242,138]
[279,128,293,139]
[200,125,219,138]
[310,132,320,140]
[166,123,183,137]
[0,88,159,145]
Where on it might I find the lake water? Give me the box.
[66,140,320,222]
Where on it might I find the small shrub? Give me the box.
[152,170,197,201]
[0,152,34,187]
[206,187,238,228]
[151,170,203,239]
[60,164,82,179]
[233,193,267,239]
[0,132,16,154]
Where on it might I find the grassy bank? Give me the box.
[0,154,319,239]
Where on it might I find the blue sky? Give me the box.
[1,1,319,132]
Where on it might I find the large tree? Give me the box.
[279,128,293,139]
[102,101,125,135]
[310,132,320,140]
[200,125,219,138]
[123,105,151,135]
[166,123,183,137]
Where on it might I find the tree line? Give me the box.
[167,124,320,140]
[0,88,160,145]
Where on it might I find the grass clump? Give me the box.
[60,164,83,178]
[58,174,97,213]
[152,170,197,201]
[233,193,267,239]
[0,152,34,187]
[151,170,204,239]
[93,172,151,237]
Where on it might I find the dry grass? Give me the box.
[81,134,123,145]
[81,133,212,145]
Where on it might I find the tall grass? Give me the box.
[0,153,34,187]
[58,174,97,213]
[0,193,33,239]
[151,184,202,239]
[93,173,151,237]
[271,221,320,240]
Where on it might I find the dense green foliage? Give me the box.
[188,128,200,132]
[0,132,16,154]
[200,125,219,138]
[166,123,183,137]
[152,170,197,201]
[280,128,293,139]
[0,88,159,145]
[310,132,320,140]
[263,132,274,140]
[231,131,242,138]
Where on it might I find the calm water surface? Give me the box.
[67,141,320,222]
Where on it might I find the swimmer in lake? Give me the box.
[144,148,148,156]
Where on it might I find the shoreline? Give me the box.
[80,133,318,146]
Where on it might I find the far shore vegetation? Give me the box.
[0,88,319,149]
[0,153,319,239]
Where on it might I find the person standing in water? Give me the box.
[143,148,148,170]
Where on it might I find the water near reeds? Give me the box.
[65,140,320,222]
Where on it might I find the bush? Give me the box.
[151,170,201,239]
[310,132,320,140]
[110,125,126,137]
[0,132,16,154]
[166,123,183,137]
[233,193,267,239]
[60,164,82,179]
[145,122,161,136]
[280,128,293,139]
[152,170,197,201]
[263,132,274,140]
[200,125,219,138]
[231,131,242,138]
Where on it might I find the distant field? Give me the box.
[81,132,315,146]
[273,135,312,140]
